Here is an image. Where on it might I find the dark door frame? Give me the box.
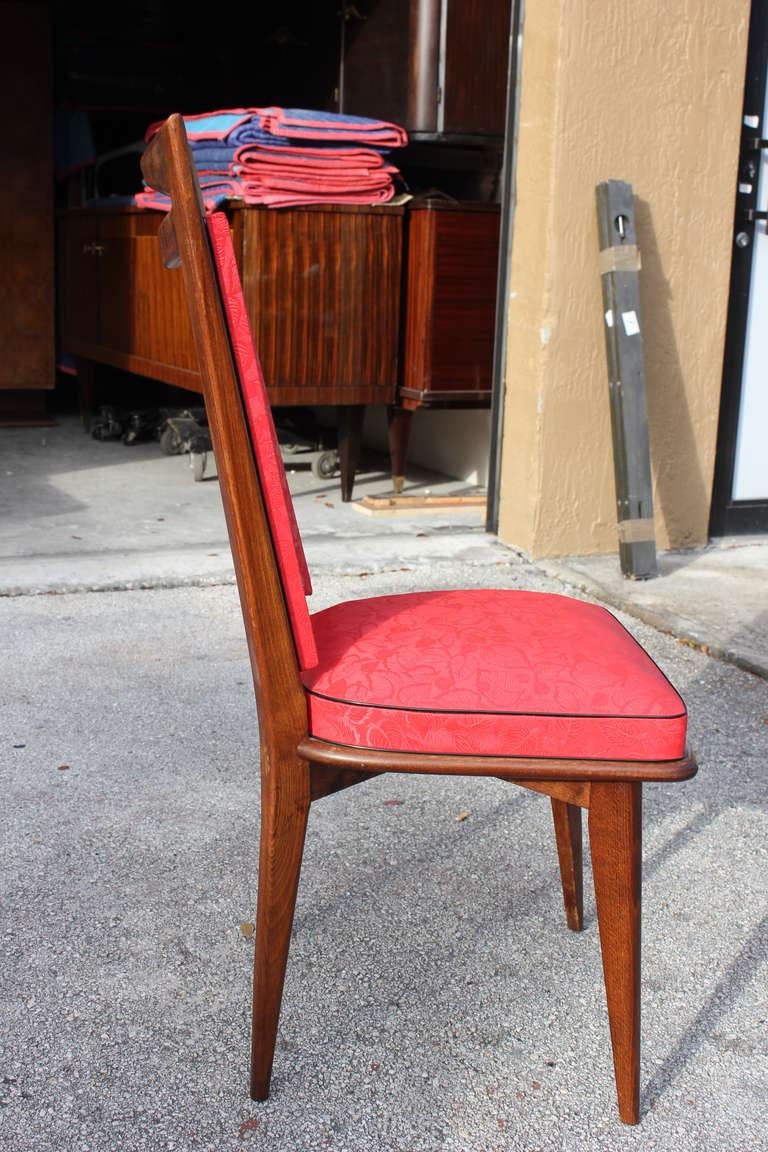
[710,0,768,535]
[485,0,522,534]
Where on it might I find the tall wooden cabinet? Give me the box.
[0,1,54,423]
[340,0,509,488]
[340,0,512,138]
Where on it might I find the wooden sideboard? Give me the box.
[57,202,404,499]
[58,198,500,497]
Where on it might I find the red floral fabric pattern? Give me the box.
[303,590,687,759]
[207,212,318,670]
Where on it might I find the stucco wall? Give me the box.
[498,0,751,556]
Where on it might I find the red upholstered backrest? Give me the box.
[206,211,318,670]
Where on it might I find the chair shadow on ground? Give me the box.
[644,911,768,1107]
[635,640,768,1111]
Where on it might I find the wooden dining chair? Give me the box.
[141,113,697,1125]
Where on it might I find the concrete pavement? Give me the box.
[0,414,766,680]
[1,414,766,1151]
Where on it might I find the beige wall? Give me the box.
[498,0,751,556]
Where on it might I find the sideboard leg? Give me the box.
[387,404,413,494]
[337,404,365,502]
[74,357,96,431]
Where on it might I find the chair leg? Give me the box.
[551,798,583,931]
[250,755,311,1101]
[588,781,642,1125]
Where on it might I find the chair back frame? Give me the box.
[141,115,308,771]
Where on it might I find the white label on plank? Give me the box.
[605,309,614,328]
[621,310,640,336]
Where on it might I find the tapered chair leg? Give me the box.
[551,798,584,931]
[588,781,642,1125]
[250,755,311,1101]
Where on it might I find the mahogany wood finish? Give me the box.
[58,207,202,393]
[400,201,501,409]
[336,405,367,503]
[297,738,697,784]
[57,201,403,498]
[142,113,698,1125]
[589,783,643,1123]
[388,199,502,487]
[551,799,584,932]
[239,206,401,407]
[443,0,512,135]
[1,3,54,406]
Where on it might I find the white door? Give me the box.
[734,87,768,501]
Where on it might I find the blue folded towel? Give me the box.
[188,143,237,168]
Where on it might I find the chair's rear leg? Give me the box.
[551,798,583,931]
[588,781,642,1125]
[250,755,311,1101]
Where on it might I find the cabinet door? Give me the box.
[97,213,199,387]
[57,213,101,354]
[443,0,512,135]
[59,210,201,392]
[1,2,54,393]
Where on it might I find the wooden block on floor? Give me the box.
[354,492,487,514]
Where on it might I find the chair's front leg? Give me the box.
[588,781,642,1125]
[250,751,311,1101]
[551,798,584,931]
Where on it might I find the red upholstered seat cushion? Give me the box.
[302,590,687,760]
[207,212,318,670]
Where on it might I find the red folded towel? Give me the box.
[258,107,408,148]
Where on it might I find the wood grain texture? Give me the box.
[551,799,584,931]
[589,782,642,1124]
[1,2,54,393]
[402,203,500,406]
[58,207,203,392]
[251,749,311,1101]
[296,738,698,784]
[240,205,402,405]
[443,0,512,135]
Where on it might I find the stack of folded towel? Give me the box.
[136,107,408,210]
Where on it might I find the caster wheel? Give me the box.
[311,450,339,480]
[160,424,182,455]
[191,451,207,481]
